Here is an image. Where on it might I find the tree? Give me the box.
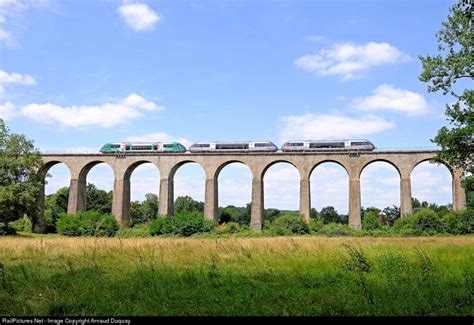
[85,183,113,214]
[382,205,400,225]
[0,119,43,233]
[174,195,204,214]
[319,206,341,224]
[419,1,473,190]
[141,193,159,221]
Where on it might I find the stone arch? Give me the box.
[215,160,253,224]
[309,159,350,179]
[410,159,453,210]
[124,160,161,224]
[262,160,301,214]
[261,160,300,179]
[411,158,454,179]
[214,160,253,179]
[360,160,402,213]
[359,159,402,179]
[76,161,115,214]
[35,160,73,233]
[78,160,115,182]
[310,160,350,218]
[167,160,206,216]
[169,160,205,181]
[124,160,160,180]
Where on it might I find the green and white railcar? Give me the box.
[100,142,186,153]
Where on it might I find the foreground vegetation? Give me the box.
[0,236,472,316]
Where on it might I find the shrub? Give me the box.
[362,211,380,231]
[116,224,151,237]
[393,209,443,235]
[214,222,241,235]
[443,209,473,234]
[9,215,32,233]
[0,222,16,235]
[308,218,324,234]
[56,211,118,237]
[318,223,356,236]
[265,215,309,236]
[149,212,216,237]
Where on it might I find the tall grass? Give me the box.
[0,236,473,316]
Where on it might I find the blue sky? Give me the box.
[0,0,455,212]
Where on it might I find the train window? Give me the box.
[310,142,344,148]
[195,144,210,148]
[111,144,120,149]
[216,144,249,150]
[351,142,368,146]
[254,143,269,147]
[289,143,304,147]
[163,144,174,148]
[132,146,152,150]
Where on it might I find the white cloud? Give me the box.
[21,93,164,128]
[351,84,428,115]
[125,132,192,148]
[0,0,53,46]
[118,3,161,31]
[294,42,410,80]
[0,101,16,120]
[0,28,14,46]
[280,113,395,141]
[0,69,36,85]
[0,69,36,98]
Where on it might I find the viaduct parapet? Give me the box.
[37,150,467,232]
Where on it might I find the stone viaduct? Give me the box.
[37,150,467,232]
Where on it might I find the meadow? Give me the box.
[0,236,473,316]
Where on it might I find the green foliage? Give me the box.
[419,1,473,188]
[0,119,44,232]
[320,206,345,224]
[219,205,250,225]
[263,208,281,223]
[214,222,241,235]
[308,218,324,233]
[318,223,357,237]
[130,193,159,226]
[149,212,216,237]
[381,205,400,225]
[85,183,113,214]
[174,196,204,214]
[442,209,473,234]
[393,209,444,235]
[115,224,152,237]
[56,211,118,237]
[264,215,309,236]
[9,215,32,233]
[362,211,381,231]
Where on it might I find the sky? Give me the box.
[0,0,456,213]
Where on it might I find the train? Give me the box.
[281,140,375,151]
[189,141,278,152]
[100,142,186,153]
[99,140,375,153]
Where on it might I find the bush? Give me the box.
[443,209,473,234]
[214,222,241,235]
[265,215,309,236]
[308,218,324,234]
[362,211,380,231]
[56,211,118,237]
[393,209,444,235]
[318,223,357,236]
[116,224,151,237]
[9,215,32,233]
[149,212,216,237]
[0,222,16,235]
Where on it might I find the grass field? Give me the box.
[0,236,473,316]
